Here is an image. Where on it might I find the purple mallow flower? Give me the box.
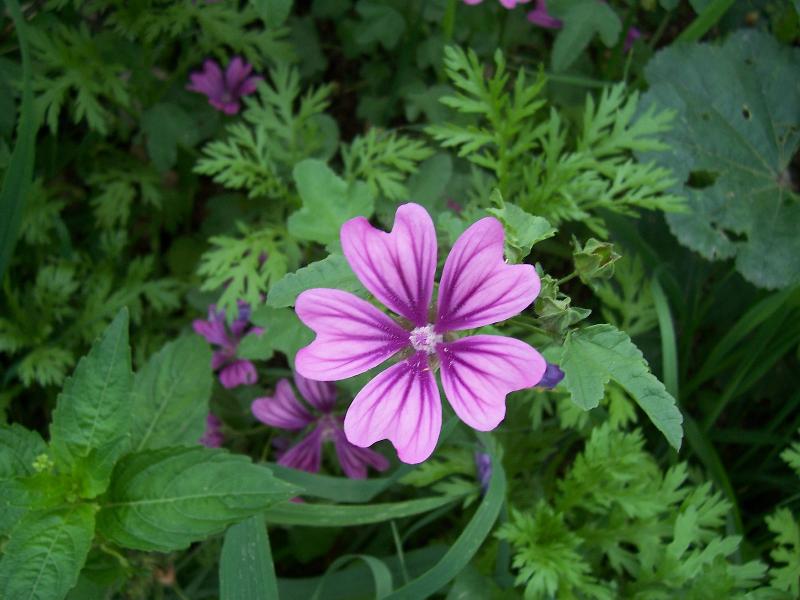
[463,0,531,8]
[295,203,546,464]
[538,362,565,389]
[187,57,261,115]
[199,414,224,448]
[193,301,263,389]
[251,373,390,479]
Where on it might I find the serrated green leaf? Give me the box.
[766,508,800,594]
[486,201,555,263]
[49,309,133,498]
[0,424,46,480]
[251,306,314,366]
[220,514,278,600]
[96,446,297,552]
[129,336,213,452]
[288,159,374,245]
[354,0,406,50]
[560,324,684,449]
[641,30,800,289]
[0,505,96,600]
[551,1,621,72]
[267,254,363,308]
[142,103,200,172]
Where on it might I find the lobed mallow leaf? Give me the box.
[288,159,374,245]
[49,308,133,498]
[561,324,683,449]
[267,254,364,308]
[640,30,800,289]
[96,446,297,552]
[0,505,96,600]
[128,335,213,452]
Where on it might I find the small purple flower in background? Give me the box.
[295,203,546,464]
[527,0,562,28]
[251,373,390,479]
[474,451,492,493]
[199,414,224,448]
[538,362,565,389]
[624,26,642,52]
[193,301,263,389]
[463,0,531,7]
[187,57,261,115]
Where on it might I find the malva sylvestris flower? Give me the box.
[295,203,546,464]
[187,57,261,115]
[251,372,390,479]
[193,301,263,389]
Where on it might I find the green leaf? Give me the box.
[142,103,200,172]
[312,555,393,600]
[129,336,213,452]
[354,0,406,50]
[766,508,800,595]
[264,494,460,526]
[560,324,684,449]
[0,505,96,600]
[551,1,621,72]
[0,0,38,282]
[288,159,374,245]
[641,30,800,289]
[220,514,278,600]
[406,154,453,214]
[251,0,293,27]
[384,435,506,599]
[486,200,555,263]
[267,254,363,308]
[49,309,133,498]
[96,446,297,552]
[0,424,46,480]
[250,306,313,365]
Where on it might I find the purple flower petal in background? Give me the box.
[538,362,565,389]
[474,451,492,493]
[187,57,261,115]
[463,0,532,7]
[199,414,224,448]
[624,26,642,52]
[252,375,389,479]
[296,203,547,464]
[193,302,262,389]
[527,0,562,28]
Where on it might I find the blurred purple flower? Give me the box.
[537,362,565,389]
[474,451,492,493]
[624,26,642,51]
[187,57,261,115]
[464,0,531,7]
[251,373,390,479]
[193,301,263,389]
[199,414,224,448]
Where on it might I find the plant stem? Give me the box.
[676,0,736,43]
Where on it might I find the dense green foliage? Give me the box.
[1,0,798,598]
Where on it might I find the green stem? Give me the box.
[442,0,458,45]
[676,0,736,43]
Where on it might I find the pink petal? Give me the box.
[237,75,262,97]
[193,306,230,347]
[499,0,531,8]
[294,372,337,414]
[211,350,229,371]
[343,353,441,464]
[199,414,224,448]
[436,217,540,332]
[527,0,562,28]
[438,335,545,431]
[210,98,241,115]
[225,56,252,90]
[278,427,323,473]
[187,59,225,98]
[219,359,257,388]
[251,379,314,430]
[333,425,390,479]
[295,289,410,381]
[341,203,437,327]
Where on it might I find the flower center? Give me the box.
[409,324,442,355]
